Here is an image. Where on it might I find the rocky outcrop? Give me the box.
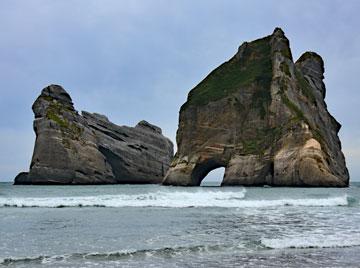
[14,85,173,184]
[163,28,349,187]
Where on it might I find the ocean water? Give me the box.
[0,182,360,267]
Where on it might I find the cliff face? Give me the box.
[163,28,349,187]
[15,85,173,184]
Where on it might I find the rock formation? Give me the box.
[163,28,349,187]
[14,85,173,184]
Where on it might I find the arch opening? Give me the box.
[200,167,225,187]
[191,159,226,186]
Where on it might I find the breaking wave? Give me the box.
[0,190,246,208]
[262,233,360,249]
[0,190,350,208]
[0,244,232,265]
[234,195,349,208]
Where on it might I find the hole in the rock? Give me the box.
[200,167,225,187]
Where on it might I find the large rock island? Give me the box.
[163,28,349,186]
[15,85,173,184]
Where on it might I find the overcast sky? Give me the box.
[0,0,359,182]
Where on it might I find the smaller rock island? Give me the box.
[14,85,174,184]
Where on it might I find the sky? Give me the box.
[0,0,359,182]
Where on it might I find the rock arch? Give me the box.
[162,28,348,187]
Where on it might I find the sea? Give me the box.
[0,181,360,267]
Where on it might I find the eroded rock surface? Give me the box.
[14,85,173,184]
[163,28,349,187]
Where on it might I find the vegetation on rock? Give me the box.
[184,36,272,109]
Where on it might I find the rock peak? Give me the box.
[296,51,325,79]
[32,84,75,118]
[41,84,73,104]
[296,51,324,72]
[272,27,285,36]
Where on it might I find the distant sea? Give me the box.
[0,181,360,267]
